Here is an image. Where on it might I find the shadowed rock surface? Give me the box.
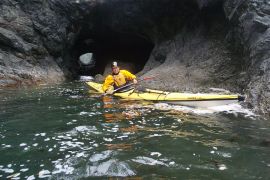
[0,0,269,117]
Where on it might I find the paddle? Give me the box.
[101,76,155,96]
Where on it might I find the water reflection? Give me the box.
[102,96,142,122]
[102,96,124,123]
[105,144,133,151]
[102,96,141,152]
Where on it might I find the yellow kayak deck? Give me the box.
[86,81,241,102]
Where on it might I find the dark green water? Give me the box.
[0,81,270,179]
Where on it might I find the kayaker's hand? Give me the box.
[106,89,114,95]
[133,79,138,84]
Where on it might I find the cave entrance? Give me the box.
[72,29,154,77]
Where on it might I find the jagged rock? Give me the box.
[0,27,31,53]
[223,0,270,117]
[94,74,105,83]
[262,5,270,15]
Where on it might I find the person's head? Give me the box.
[111,61,120,74]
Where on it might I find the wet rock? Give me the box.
[253,16,270,32]
[94,74,105,83]
[0,0,68,87]
[0,27,31,53]
[223,0,270,117]
[262,5,270,15]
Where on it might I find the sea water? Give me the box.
[0,81,270,179]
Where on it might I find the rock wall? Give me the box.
[0,0,67,87]
[223,0,270,115]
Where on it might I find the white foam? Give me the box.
[209,104,255,117]
[103,138,113,142]
[150,152,162,157]
[0,168,14,173]
[87,159,135,176]
[3,145,11,148]
[76,152,85,158]
[79,76,94,81]
[76,126,92,132]
[79,111,101,116]
[59,141,84,149]
[69,95,81,99]
[67,126,100,135]
[153,103,256,117]
[89,151,113,162]
[26,175,35,180]
[20,168,29,172]
[216,151,232,158]
[149,134,162,137]
[38,169,51,178]
[117,135,128,139]
[51,159,62,164]
[7,173,20,179]
[20,143,27,147]
[132,156,168,166]
[218,164,227,170]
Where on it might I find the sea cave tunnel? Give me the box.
[70,27,154,78]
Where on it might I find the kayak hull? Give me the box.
[86,81,243,107]
[164,99,238,107]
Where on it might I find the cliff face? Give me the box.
[0,0,68,87]
[0,0,269,116]
[223,0,270,115]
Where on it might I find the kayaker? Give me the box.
[102,61,138,94]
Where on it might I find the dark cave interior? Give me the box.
[71,28,154,77]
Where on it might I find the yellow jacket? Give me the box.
[102,70,136,92]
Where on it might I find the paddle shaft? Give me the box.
[102,76,155,96]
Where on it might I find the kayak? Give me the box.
[86,81,245,107]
